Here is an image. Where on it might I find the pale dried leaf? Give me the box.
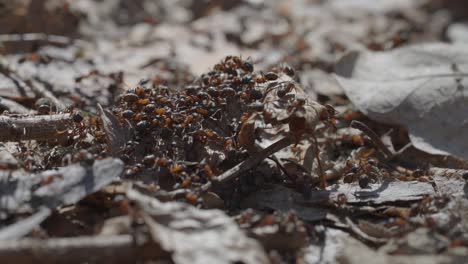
[335,43,468,159]
[0,143,18,169]
[328,0,421,13]
[0,158,124,217]
[299,69,344,97]
[127,188,269,264]
[0,207,51,240]
[33,158,124,208]
[337,180,435,204]
[0,97,30,114]
[430,167,468,197]
[241,181,434,222]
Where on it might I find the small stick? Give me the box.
[344,217,388,245]
[268,156,296,182]
[0,63,65,110]
[394,142,413,156]
[28,78,66,111]
[311,134,326,189]
[0,114,72,141]
[351,120,394,159]
[0,234,165,264]
[0,97,30,114]
[201,136,294,191]
[0,33,90,48]
[0,207,51,240]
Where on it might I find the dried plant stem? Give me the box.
[0,235,165,264]
[0,114,72,141]
[344,217,388,245]
[311,134,326,189]
[28,78,66,110]
[0,63,65,110]
[202,136,294,191]
[351,120,394,158]
[0,33,89,48]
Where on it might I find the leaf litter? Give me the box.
[335,43,468,159]
[0,0,467,263]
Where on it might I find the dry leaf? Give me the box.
[0,158,124,217]
[335,43,468,159]
[237,113,257,151]
[0,207,51,240]
[261,74,327,140]
[128,188,269,264]
[240,184,329,222]
[98,105,132,156]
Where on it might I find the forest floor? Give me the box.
[1,1,468,263]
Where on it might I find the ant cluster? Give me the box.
[113,56,299,202]
[343,158,382,188]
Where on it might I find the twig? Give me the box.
[268,156,297,182]
[0,63,30,96]
[0,33,90,48]
[29,78,66,111]
[311,134,326,189]
[394,142,413,156]
[344,217,388,245]
[0,207,51,240]
[0,97,30,114]
[201,136,294,191]
[0,62,65,110]
[350,120,394,159]
[0,114,72,141]
[0,234,166,264]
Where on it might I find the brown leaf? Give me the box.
[382,207,411,219]
[201,191,224,209]
[261,74,327,141]
[237,113,257,151]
